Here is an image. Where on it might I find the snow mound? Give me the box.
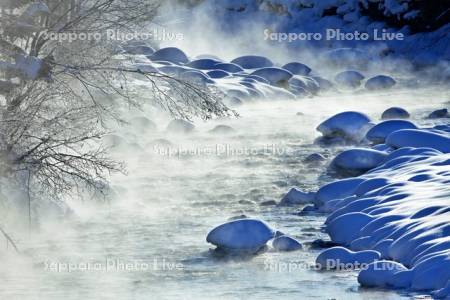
[366,120,417,144]
[289,76,320,95]
[281,62,311,75]
[213,62,244,73]
[334,71,365,88]
[123,45,155,56]
[230,55,273,69]
[272,235,302,251]
[279,188,316,206]
[311,76,334,91]
[206,219,275,253]
[365,75,396,90]
[180,70,214,85]
[166,119,195,134]
[427,108,449,119]
[249,67,293,86]
[316,246,380,270]
[207,70,230,78]
[315,178,365,208]
[316,111,372,143]
[149,47,189,64]
[381,107,410,120]
[186,58,221,69]
[358,261,410,288]
[209,125,236,134]
[386,129,450,153]
[330,148,388,176]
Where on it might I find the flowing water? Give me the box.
[1,89,448,299]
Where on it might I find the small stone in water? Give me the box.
[260,199,278,206]
[272,236,303,251]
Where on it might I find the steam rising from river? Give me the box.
[1,86,448,299]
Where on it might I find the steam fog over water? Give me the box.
[2,88,448,299]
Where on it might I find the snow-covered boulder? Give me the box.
[180,70,214,85]
[386,129,450,153]
[244,75,270,84]
[230,55,273,69]
[209,125,236,134]
[366,120,417,144]
[166,119,195,134]
[282,62,311,75]
[315,178,365,208]
[206,219,275,253]
[411,253,450,290]
[358,261,410,288]
[427,108,449,119]
[316,111,372,142]
[149,47,189,64]
[316,247,380,270]
[354,178,390,197]
[157,65,190,76]
[213,62,244,73]
[432,281,450,299]
[249,67,293,86]
[330,148,388,176]
[279,188,316,206]
[272,235,302,251]
[123,45,155,56]
[334,70,365,88]
[326,212,374,245]
[311,76,334,91]
[365,75,396,90]
[289,76,320,95]
[186,59,221,70]
[381,107,410,120]
[134,63,158,73]
[207,69,230,78]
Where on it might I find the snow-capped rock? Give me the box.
[180,70,214,85]
[358,261,410,287]
[213,62,244,73]
[330,148,388,176]
[316,111,372,142]
[272,235,302,251]
[249,67,293,86]
[231,55,273,69]
[334,70,365,88]
[381,107,410,120]
[315,178,365,208]
[365,75,396,90]
[386,129,450,153]
[209,125,236,134]
[166,119,195,134]
[316,247,380,269]
[365,120,417,144]
[279,188,316,206]
[186,58,221,69]
[206,218,275,253]
[282,62,311,75]
[289,76,320,95]
[149,47,189,64]
[427,108,449,119]
[207,69,230,78]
